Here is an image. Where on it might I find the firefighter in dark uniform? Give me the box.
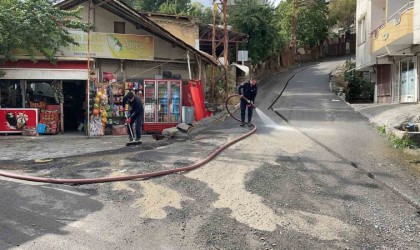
[123,91,144,141]
[237,76,258,127]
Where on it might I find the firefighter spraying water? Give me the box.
[237,76,258,127]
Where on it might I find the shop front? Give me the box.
[89,65,183,136]
[0,60,199,136]
[399,57,417,103]
[0,60,88,134]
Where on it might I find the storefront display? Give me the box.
[143,79,182,133]
[88,80,144,136]
[38,105,60,135]
[2,77,184,136]
[0,108,38,133]
[125,81,143,97]
[89,85,109,136]
[27,81,62,135]
[0,79,65,135]
[90,116,104,136]
[110,82,125,127]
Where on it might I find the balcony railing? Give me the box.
[370,22,385,39]
[387,1,414,24]
[370,1,414,39]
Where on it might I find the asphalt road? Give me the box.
[1,58,419,249]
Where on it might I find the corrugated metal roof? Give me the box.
[198,23,248,56]
[139,12,195,22]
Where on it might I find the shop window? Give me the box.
[114,22,125,34]
[0,80,23,108]
[26,81,57,107]
[399,58,416,102]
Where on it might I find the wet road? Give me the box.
[1,58,419,249]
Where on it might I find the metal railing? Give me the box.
[370,22,385,39]
[370,1,414,39]
[387,1,414,24]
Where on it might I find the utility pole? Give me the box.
[211,0,217,102]
[86,0,92,137]
[211,1,229,100]
[222,0,228,99]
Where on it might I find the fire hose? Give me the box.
[0,95,256,185]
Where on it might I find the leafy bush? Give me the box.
[388,133,415,149]
[377,125,415,149]
[377,125,386,135]
[343,60,374,103]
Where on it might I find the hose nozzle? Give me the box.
[242,96,256,109]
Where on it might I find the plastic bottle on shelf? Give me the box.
[171,91,180,115]
[160,94,167,109]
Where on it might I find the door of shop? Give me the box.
[62,81,86,131]
[376,64,392,103]
[400,58,416,103]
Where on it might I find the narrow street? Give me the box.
[1,58,419,249]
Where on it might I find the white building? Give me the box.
[356,0,420,103]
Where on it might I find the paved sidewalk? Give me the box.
[351,103,420,154]
[0,110,229,162]
[0,132,154,162]
[351,103,420,129]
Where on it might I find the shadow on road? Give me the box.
[0,180,102,249]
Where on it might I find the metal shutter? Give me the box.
[125,61,160,80]
[99,59,121,82]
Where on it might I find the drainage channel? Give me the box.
[269,65,420,212]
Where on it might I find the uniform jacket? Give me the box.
[123,95,143,118]
[237,80,258,102]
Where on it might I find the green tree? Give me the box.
[277,0,329,48]
[0,0,90,63]
[159,0,191,15]
[122,0,167,12]
[123,0,191,16]
[228,0,282,64]
[189,2,218,24]
[328,0,356,31]
[297,0,329,47]
[276,0,293,47]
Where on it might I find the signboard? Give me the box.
[13,31,155,61]
[61,31,154,60]
[0,108,38,133]
[238,50,248,62]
